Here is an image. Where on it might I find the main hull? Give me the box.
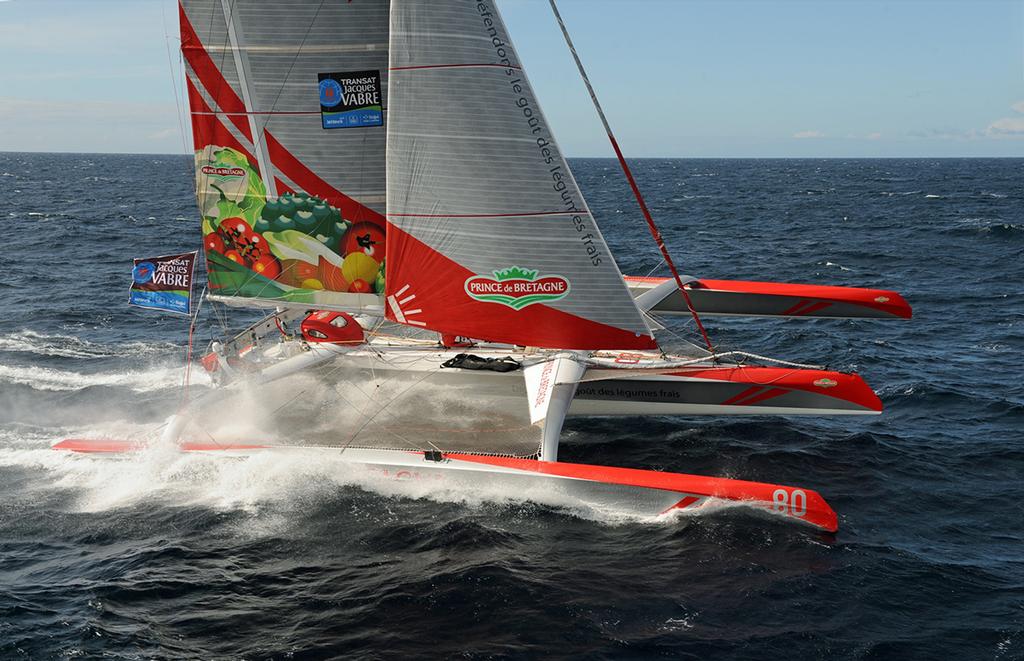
[574,365,880,416]
[269,343,883,418]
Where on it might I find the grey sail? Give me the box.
[384,0,656,350]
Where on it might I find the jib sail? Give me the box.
[384,0,656,350]
[180,0,389,312]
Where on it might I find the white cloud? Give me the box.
[986,117,1024,137]
[793,130,825,139]
[907,127,982,140]
[147,127,179,141]
[0,96,185,152]
[0,97,175,122]
[975,101,1024,138]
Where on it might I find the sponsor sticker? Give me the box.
[465,266,570,310]
[200,165,246,178]
[813,378,838,389]
[318,70,384,129]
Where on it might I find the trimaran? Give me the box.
[56,0,911,533]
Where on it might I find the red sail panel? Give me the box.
[385,224,657,350]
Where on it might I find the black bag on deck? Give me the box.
[441,353,521,372]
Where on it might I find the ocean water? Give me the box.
[0,153,1021,659]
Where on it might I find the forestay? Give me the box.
[384,0,656,350]
[180,0,390,312]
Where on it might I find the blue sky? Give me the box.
[0,0,1021,156]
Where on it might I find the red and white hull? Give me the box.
[289,343,884,417]
[573,364,880,416]
[627,276,912,319]
[51,440,838,532]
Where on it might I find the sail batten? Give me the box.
[385,0,654,350]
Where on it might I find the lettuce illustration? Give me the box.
[263,229,342,267]
[194,146,267,229]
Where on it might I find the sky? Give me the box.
[0,0,1021,157]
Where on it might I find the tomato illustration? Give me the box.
[224,249,245,265]
[348,278,370,293]
[252,254,281,279]
[220,217,253,240]
[204,233,225,255]
[342,222,386,261]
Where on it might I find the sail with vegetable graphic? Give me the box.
[181,1,389,312]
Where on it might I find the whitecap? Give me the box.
[0,330,178,360]
[0,362,204,393]
[822,261,852,271]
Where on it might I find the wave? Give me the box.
[878,381,1023,419]
[0,362,202,393]
[880,190,921,197]
[943,219,1023,238]
[820,260,852,271]
[0,330,179,360]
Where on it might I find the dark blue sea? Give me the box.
[0,153,1021,659]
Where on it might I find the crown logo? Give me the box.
[492,266,538,281]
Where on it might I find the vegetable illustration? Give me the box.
[342,222,386,262]
[194,145,267,228]
[261,191,349,252]
[196,145,386,296]
[341,252,379,286]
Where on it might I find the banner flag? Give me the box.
[128,252,198,314]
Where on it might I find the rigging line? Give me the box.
[644,257,667,279]
[547,0,714,354]
[180,283,210,407]
[261,0,328,141]
[161,3,190,156]
[339,365,445,454]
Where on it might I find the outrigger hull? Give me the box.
[51,440,838,532]
[627,276,912,319]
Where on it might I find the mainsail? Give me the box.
[180,0,390,311]
[384,0,656,350]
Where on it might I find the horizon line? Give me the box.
[2,149,1021,160]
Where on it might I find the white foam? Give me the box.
[822,261,852,271]
[0,362,206,392]
[0,330,178,360]
[0,434,723,528]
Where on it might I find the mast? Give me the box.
[547,0,714,353]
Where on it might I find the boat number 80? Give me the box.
[771,489,807,517]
